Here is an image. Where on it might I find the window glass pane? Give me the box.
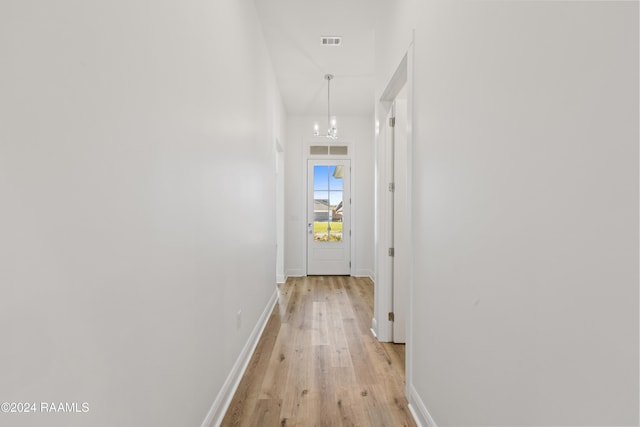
[310,145,329,155]
[314,191,329,241]
[329,191,343,241]
[329,191,343,219]
[329,146,348,155]
[314,221,329,241]
[314,192,329,221]
[314,166,329,191]
[329,165,343,191]
[328,222,343,241]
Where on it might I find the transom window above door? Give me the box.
[309,145,348,156]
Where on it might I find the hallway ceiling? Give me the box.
[254,0,375,116]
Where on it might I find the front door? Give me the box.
[307,159,351,275]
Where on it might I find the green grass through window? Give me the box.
[314,221,343,233]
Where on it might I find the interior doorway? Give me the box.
[375,52,411,344]
[374,42,414,397]
[389,86,409,343]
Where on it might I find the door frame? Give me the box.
[275,138,285,284]
[307,158,351,275]
[302,138,354,276]
[373,36,414,397]
[391,94,409,344]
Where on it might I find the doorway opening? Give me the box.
[307,159,351,275]
[374,41,414,399]
[389,86,409,344]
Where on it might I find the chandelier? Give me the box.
[313,74,338,139]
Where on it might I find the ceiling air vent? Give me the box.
[321,36,342,46]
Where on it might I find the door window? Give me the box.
[313,165,344,242]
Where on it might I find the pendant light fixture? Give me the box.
[313,74,338,139]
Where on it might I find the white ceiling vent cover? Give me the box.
[321,36,342,46]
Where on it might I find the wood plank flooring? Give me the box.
[221,276,415,427]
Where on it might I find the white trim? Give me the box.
[200,289,278,427]
[275,141,286,289]
[371,316,378,338]
[375,48,411,344]
[408,384,437,427]
[350,141,357,278]
[285,268,305,278]
[374,104,394,343]
[405,32,416,404]
[353,269,375,280]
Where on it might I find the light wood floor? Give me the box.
[221,276,415,427]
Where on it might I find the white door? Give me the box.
[307,159,351,275]
[391,96,408,343]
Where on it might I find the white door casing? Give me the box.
[374,38,414,397]
[392,96,408,343]
[374,42,413,353]
[307,159,351,275]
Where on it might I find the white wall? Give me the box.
[0,1,285,426]
[375,1,639,425]
[285,115,375,278]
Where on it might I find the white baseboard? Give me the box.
[201,289,278,427]
[371,317,378,338]
[285,268,305,278]
[276,273,286,284]
[353,269,375,281]
[408,384,437,427]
